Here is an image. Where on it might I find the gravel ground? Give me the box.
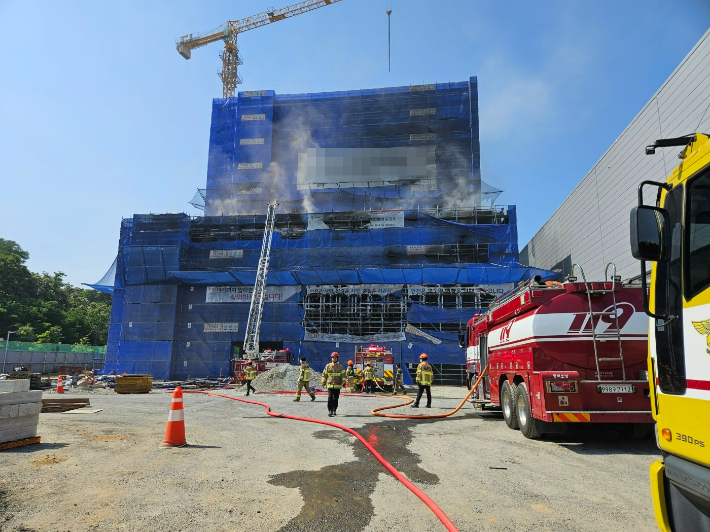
[0,386,660,532]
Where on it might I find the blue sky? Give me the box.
[0,0,708,287]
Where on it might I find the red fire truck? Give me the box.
[233,348,296,382]
[354,345,395,390]
[465,264,653,439]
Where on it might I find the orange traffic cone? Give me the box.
[56,375,64,394]
[162,386,187,447]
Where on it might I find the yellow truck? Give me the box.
[630,133,710,531]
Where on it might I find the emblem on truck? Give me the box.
[567,302,635,334]
[692,319,710,354]
[500,319,515,342]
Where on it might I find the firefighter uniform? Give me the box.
[363,363,375,393]
[345,365,356,392]
[244,362,257,396]
[393,366,405,395]
[294,360,316,402]
[322,353,346,416]
[412,357,433,408]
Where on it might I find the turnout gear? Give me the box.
[363,363,375,393]
[345,365,356,392]
[294,361,316,402]
[244,361,257,396]
[393,366,405,395]
[416,361,433,386]
[322,358,346,415]
[413,360,433,408]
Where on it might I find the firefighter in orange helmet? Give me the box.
[244,359,257,396]
[412,353,433,408]
[321,352,346,417]
[345,360,356,392]
[363,360,375,393]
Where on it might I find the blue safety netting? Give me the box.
[205,79,480,215]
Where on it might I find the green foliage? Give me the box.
[0,239,111,346]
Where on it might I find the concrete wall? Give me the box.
[521,29,710,281]
[1,351,105,374]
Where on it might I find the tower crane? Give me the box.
[176,0,344,98]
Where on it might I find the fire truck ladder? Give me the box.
[569,262,626,381]
[243,202,278,359]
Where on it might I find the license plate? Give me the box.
[598,385,635,394]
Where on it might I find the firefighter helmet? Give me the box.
[247,359,253,364]
[366,361,372,365]
[331,352,339,358]
[348,360,353,365]
[419,353,428,359]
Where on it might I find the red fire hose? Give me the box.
[203,391,459,532]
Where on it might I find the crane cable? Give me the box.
[196,390,459,532]
[371,365,489,419]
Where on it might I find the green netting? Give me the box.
[0,341,106,354]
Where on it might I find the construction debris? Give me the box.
[250,364,323,392]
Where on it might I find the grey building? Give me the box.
[521,29,710,282]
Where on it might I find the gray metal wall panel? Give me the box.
[522,29,710,281]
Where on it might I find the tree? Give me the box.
[0,239,112,346]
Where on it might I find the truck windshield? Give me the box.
[655,185,686,394]
[686,169,710,299]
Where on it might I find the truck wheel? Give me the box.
[617,423,648,440]
[501,380,519,430]
[467,373,474,391]
[515,382,541,439]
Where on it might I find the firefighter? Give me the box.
[294,356,316,402]
[244,360,257,396]
[412,353,433,408]
[393,363,405,395]
[363,360,375,393]
[345,360,356,392]
[321,351,346,417]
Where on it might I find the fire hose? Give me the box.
[371,365,489,419]
[197,390,460,532]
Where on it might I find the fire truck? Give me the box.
[465,264,653,439]
[233,348,296,382]
[354,345,394,390]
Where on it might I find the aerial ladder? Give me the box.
[176,0,344,98]
[243,202,278,359]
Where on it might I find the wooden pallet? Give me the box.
[0,437,41,451]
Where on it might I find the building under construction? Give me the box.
[98,78,552,380]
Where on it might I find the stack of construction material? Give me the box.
[115,374,152,394]
[41,397,90,413]
[8,371,42,390]
[0,379,42,449]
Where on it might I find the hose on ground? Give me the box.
[202,390,459,532]
[371,365,489,419]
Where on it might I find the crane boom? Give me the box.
[176,0,343,97]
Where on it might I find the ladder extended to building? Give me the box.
[243,202,278,359]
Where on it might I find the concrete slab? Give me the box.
[0,391,42,406]
[0,380,30,393]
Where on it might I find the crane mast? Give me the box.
[243,202,278,359]
[176,0,343,98]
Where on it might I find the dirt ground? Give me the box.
[0,386,660,532]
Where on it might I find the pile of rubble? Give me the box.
[250,365,323,392]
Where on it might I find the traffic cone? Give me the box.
[56,375,64,394]
[162,386,187,447]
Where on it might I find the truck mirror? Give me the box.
[630,206,670,262]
